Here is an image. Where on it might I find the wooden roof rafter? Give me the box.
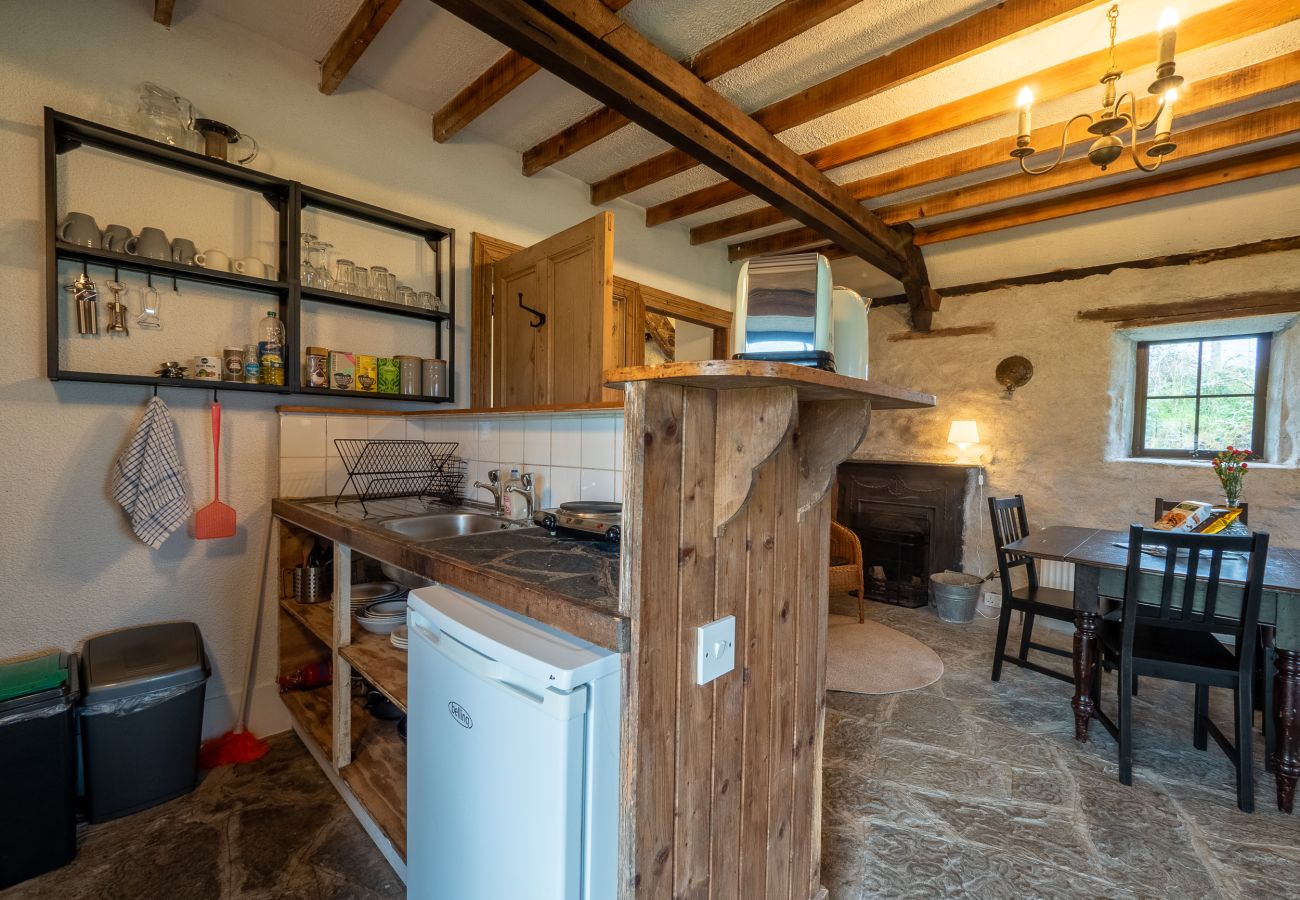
[432,0,631,143]
[428,0,938,327]
[319,0,407,95]
[520,0,866,176]
[588,0,1113,206]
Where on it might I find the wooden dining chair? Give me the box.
[987,495,1075,685]
[1155,497,1271,751]
[829,521,866,623]
[1100,524,1270,812]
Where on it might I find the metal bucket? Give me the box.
[930,571,984,623]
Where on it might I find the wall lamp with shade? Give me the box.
[948,420,981,463]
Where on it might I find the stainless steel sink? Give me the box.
[379,512,523,542]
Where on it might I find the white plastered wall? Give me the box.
[0,0,732,738]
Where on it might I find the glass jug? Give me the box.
[136,83,195,149]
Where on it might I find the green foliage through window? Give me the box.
[1133,334,1268,459]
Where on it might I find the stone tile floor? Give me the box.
[821,595,1299,900]
[5,598,1295,899]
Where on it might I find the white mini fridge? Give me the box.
[406,584,620,900]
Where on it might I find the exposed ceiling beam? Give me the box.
[685,50,1300,240]
[1077,290,1300,327]
[653,0,1297,227]
[153,0,175,27]
[727,99,1300,260]
[913,141,1300,245]
[427,0,916,286]
[319,0,406,95]
[521,0,863,176]
[588,0,1111,204]
[432,0,630,143]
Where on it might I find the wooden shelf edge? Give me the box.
[341,712,407,860]
[280,596,333,645]
[604,360,937,408]
[280,686,332,757]
[340,628,408,712]
[275,400,624,417]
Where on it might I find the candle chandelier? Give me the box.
[1012,4,1183,174]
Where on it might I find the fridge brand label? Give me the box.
[448,701,473,729]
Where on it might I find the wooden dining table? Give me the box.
[1003,525,1300,814]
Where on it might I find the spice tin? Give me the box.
[222,347,244,382]
[422,358,448,398]
[356,354,377,393]
[376,357,400,394]
[305,346,329,388]
[193,355,222,381]
[329,351,356,391]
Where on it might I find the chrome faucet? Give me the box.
[474,468,504,516]
[505,472,536,520]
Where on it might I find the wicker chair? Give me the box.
[829,521,866,623]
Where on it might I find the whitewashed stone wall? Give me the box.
[855,249,1300,576]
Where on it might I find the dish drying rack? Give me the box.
[333,439,466,513]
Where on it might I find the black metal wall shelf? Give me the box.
[45,107,457,405]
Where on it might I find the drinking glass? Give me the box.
[309,241,333,290]
[334,259,356,294]
[369,266,392,302]
[300,232,317,285]
[352,266,372,298]
[384,272,397,302]
[396,286,416,307]
[417,291,435,311]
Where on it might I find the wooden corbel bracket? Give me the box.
[713,386,798,534]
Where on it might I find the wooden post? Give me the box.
[609,361,933,900]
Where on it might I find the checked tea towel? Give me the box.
[112,396,193,548]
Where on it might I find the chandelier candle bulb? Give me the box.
[1016,87,1033,140]
[1155,89,1177,138]
[1157,8,1179,70]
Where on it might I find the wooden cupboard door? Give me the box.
[492,213,614,407]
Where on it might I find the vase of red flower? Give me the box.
[1212,446,1251,508]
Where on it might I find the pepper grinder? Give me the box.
[69,272,99,335]
[105,280,130,336]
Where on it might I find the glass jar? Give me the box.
[334,259,355,294]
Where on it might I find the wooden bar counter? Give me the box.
[606,361,935,900]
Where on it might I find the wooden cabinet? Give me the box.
[492,213,617,405]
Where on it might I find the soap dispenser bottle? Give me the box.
[502,468,521,519]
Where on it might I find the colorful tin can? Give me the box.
[355,354,377,393]
[376,357,400,394]
[329,351,356,391]
[222,347,244,382]
[193,355,222,381]
[305,346,329,388]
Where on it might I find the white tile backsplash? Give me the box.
[366,416,407,441]
[498,416,524,463]
[280,415,327,458]
[551,416,581,467]
[523,416,552,465]
[580,468,617,502]
[580,415,617,469]
[548,465,581,505]
[280,409,625,505]
[279,457,326,498]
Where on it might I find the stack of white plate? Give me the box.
[336,581,403,614]
[355,598,407,635]
[390,625,408,651]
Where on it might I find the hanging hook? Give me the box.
[152,383,158,398]
[147,271,153,289]
[113,265,120,282]
[171,275,178,292]
[82,259,88,278]
[518,292,546,329]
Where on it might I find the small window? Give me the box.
[1132,333,1270,460]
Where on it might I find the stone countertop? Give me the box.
[272,497,626,651]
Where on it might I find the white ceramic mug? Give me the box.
[194,249,230,271]
[233,256,268,278]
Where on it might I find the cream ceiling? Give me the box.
[207,0,1300,295]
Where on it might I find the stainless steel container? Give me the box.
[422,358,447,398]
[396,355,421,396]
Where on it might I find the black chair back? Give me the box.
[1154,497,1249,526]
[1119,524,1269,674]
[988,495,1038,590]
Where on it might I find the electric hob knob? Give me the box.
[604,526,621,544]
[541,512,559,531]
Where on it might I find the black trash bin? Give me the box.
[79,622,210,823]
[0,651,79,889]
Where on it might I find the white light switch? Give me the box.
[696,615,736,685]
